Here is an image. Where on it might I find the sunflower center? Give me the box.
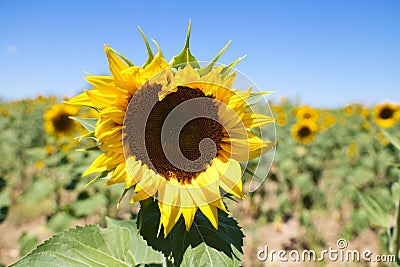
[298,126,311,138]
[124,83,223,184]
[380,107,393,119]
[53,113,74,132]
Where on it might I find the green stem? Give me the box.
[390,200,400,266]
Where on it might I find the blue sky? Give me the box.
[0,0,399,108]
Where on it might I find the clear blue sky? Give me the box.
[1,0,399,108]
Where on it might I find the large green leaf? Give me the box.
[11,218,163,267]
[358,191,392,228]
[137,200,243,267]
[106,217,163,265]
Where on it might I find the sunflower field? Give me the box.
[0,21,399,267]
[0,93,399,266]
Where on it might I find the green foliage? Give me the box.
[46,212,74,233]
[358,192,391,228]
[11,217,163,267]
[69,117,97,132]
[137,200,243,267]
[18,232,38,257]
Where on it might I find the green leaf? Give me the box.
[170,20,200,69]
[69,117,98,132]
[382,129,400,151]
[106,217,163,265]
[391,182,400,202]
[18,232,38,257]
[358,191,392,228]
[20,179,56,203]
[46,212,74,232]
[138,200,243,267]
[11,224,136,267]
[70,193,107,217]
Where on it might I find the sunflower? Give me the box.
[44,104,78,137]
[67,25,275,236]
[296,105,319,122]
[373,103,400,128]
[319,113,336,130]
[291,120,318,144]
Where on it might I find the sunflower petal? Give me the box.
[65,91,94,107]
[199,204,218,229]
[104,44,129,88]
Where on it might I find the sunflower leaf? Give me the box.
[382,129,400,151]
[69,116,98,132]
[105,217,163,265]
[358,191,392,228]
[138,200,243,267]
[170,20,200,69]
[11,219,163,267]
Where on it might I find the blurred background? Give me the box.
[1,0,399,266]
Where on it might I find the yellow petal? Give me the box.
[125,157,146,187]
[104,45,129,89]
[130,189,152,203]
[86,89,118,110]
[210,198,230,214]
[242,112,274,129]
[212,157,244,199]
[159,201,182,237]
[82,153,108,176]
[105,163,126,186]
[101,106,125,124]
[65,91,94,107]
[199,204,218,229]
[86,75,130,98]
[182,206,197,231]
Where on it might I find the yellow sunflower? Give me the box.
[67,26,275,236]
[373,103,400,128]
[44,104,78,137]
[291,120,318,144]
[319,113,336,130]
[296,105,319,122]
